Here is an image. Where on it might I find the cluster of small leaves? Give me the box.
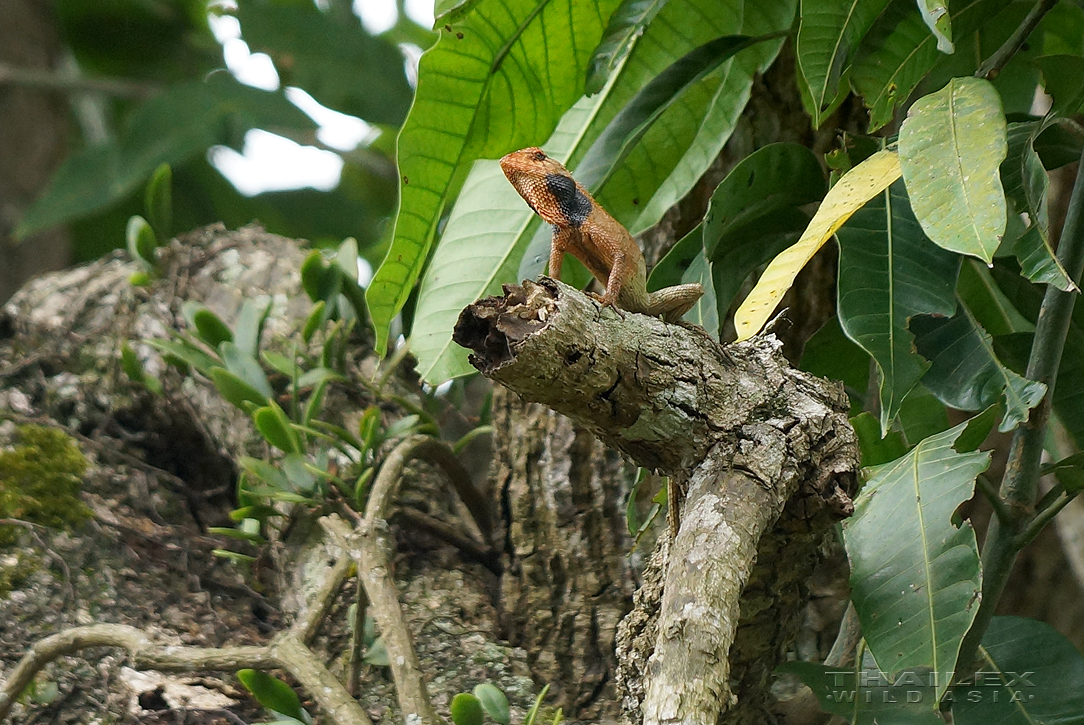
[450,683,561,725]
[125,163,174,286]
[0,425,90,593]
[127,230,434,563]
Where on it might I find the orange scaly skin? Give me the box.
[500,147,704,323]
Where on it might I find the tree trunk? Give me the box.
[0,0,71,303]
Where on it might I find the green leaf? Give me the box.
[843,420,988,701]
[366,0,622,354]
[953,404,1000,452]
[473,684,510,725]
[836,180,960,434]
[852,0,1011,131]
[213,549,256,564]
[220,342,274,399]
[450,693,484,725]
[211,368,269,410]
[916,0,953,53]
[17,74,314,238]
[253,403,302,454]
[412,159,540,383]
[146,338,220,377]
[795,0,893,127]
[956,259,1033,336]
[585,0,671,95]
[236,669,305,722]
[1000,120,1075,291]
[898,77,1007,263]
[236,1,413,125]
[524,685,550,725]
[207,525,265,544]
[239,457,292,493]
[144,163,173,242]
[120,343,144,384]
[851,412,908,467]
[574,34,782,193]
[589,1,795,237]
[182,301,233,348]
[1035,54,1084,115]
[799,316,872,413]
[1041,452,1084,494]
[991,265,1084,448]
[126,215,157,267]
[912,305,1045,432]
[701,143,826,311]
[897,383,952,444]
[281,453,318,494]
[262,351,297,377]
[951,617,1084,723]
[233,298,271,360]
[363,635,390,666]
[301,251,341,302]
[647,227,718,335]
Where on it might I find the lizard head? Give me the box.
[499,147,574,225]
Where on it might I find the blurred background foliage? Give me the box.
[3,0,432,290]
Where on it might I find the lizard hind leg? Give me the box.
[649,283,705,323]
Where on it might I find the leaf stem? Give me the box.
[1017,489,1079,548]
[975,0,1059,80]
[0,62,156,98]
[955,146,1084,676]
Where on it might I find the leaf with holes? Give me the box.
[843,420,987,702]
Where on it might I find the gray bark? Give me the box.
[454,278,858,725]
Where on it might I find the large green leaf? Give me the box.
[795,0,893,127]
[236,0,413,125]
[593,1,795,235]
[951,617,1084,724]
[912,304,1045,432]
[956,259,1033,336]
[412,160,535,383]
[843,420,987,702]
[18,74,315,238]
[898,77,1007,264]
[573,34,775,191]
[585,0,672,94]
[800,316,872,413]
[366,0,622,353]
[836,180,960,433]
[520,13,791,280]
[702,143,826,312]
[851,0,1011,131]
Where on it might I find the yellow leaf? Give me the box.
[733,149,902,341]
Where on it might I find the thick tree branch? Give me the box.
[454,279,858,725]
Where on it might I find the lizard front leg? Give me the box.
[549,225,576,280]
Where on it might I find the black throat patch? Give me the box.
[544,173,592,227]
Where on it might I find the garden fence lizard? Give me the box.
[500,147,704,322]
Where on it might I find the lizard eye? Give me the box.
[532,150,547,161]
